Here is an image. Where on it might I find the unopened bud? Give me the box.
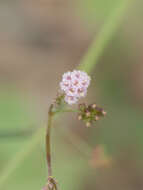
[78,115,82,120]
[102,111,107,116]
[86,111,91,117]
[79,103,86,111]
[92,104,97,109]
[95,116,100,121]
[86,122,91,127]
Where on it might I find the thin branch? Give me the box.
[46,105,54,177]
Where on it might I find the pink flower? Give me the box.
[60,70,91,104]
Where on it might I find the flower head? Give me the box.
[60,70,91,105]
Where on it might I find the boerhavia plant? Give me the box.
[42,70,106,190]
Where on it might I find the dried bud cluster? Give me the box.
[78,103,106,127]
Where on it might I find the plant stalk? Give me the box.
[46,104,54,177]
[46,105,59,190]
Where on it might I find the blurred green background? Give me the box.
[0,0,143,190]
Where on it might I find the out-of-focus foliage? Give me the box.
[0,88,33,130]
[79,0,119,21]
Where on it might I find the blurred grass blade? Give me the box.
[0,127,44,188]
[78,0,130,73]
[0,0,131,188]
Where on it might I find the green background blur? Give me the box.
[0,0,143,190]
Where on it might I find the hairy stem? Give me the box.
[46,106,78,177]
[46,105,60,190]
[46,104,54,177]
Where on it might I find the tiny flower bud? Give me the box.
[78,115,82,120]
[86,122,91,127]
[79,103,86,111]
[102,111,107,116]
[96,107,103,112]
[92,104,97,109]
[95,116,100,121]
[86,111,91,117]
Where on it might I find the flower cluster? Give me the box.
[60,70,91,105]
[78,103,106,127]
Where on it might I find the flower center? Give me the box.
[67,76,71,80]
[69,88,75,93]
[74,80,79,86]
